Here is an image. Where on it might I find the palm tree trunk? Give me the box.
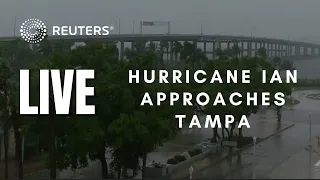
[13,123,23,179]
[141,153,147,179]
[166,49,169,65]
[0,134,2,164]
[50,116,56,179]
[239,127,243,137]
[3,86,9,179]
[3,123,9,179]
[99,148,108,179]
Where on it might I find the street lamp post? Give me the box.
[309,113,312,146]
[14,16,17,38]
[252,137,257,179]
[18,128,24,163]
[201,24,203,35]
[292,87,295,105]
[116,16,120,34]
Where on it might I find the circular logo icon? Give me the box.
[20,18,47,43]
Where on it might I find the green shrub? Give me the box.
[166,155,187,164]
[188,148,202,157]
[167,158,177,164]
[174,155,186,162]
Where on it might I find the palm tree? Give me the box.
[172,41,183,65]
[147,41,156,51]
[231,44,241,57]
[257,47,267,58]
[160,40,169,66]
[272,56,281,69]
[280,60,295,71]
[180,41,207,69]
[0,59,14,179]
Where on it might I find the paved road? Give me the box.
[254,90,320,125]
[269,138,320,179]
[194,123,320,178]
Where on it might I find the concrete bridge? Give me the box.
[0,34,319,60]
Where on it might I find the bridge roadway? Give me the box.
[0,34,319,48]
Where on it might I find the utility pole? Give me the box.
[14,16,17,38]
[201,24,203,35]
[252,137,256,179]
[116,16,120,34]
[309,113,312,146]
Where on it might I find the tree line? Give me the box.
[0,39,292,179]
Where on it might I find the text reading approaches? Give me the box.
[129,69,297,129]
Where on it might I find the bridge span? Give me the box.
[0,34,319,59]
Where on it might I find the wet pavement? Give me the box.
[181,124,320,179]
[269,138,320,179]
[169,121,293,179]
[222,124,320,179]
[170,89,320,179]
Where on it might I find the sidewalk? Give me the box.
[269,138,320,179]
[185,123,320,179]
[169,120,294,179]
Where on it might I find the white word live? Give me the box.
[19,70,95,115]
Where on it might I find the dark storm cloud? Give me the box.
[1,0,320,43]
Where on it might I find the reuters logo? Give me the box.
[20,18,47,43]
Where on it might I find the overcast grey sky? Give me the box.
[1,0,320,42]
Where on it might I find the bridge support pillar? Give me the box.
[279,45,282,56]
[204,42,207,55]
[273,44,276,57]
[303,47,307,56]
[218,41,222,49]
[288,45,292,57]
[311,47,315,56]
[120,41,124,60]
[254,42,257,56]
[246,42,249,56]
[170,41,174,66]
[227,42,230,49]
[212,42,216,59]
[296,46,300,56]
[241,41,244,56]
[275,44,279,57]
